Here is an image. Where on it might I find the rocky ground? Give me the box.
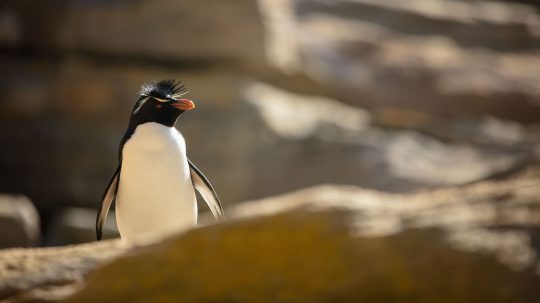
[1,167,540,302]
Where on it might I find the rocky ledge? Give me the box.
[1,167,540,302]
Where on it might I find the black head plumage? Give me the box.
[139,79,189,99]
[133,80,190,115]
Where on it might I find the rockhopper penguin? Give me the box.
[96,80,223,242]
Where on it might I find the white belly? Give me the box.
[116,122,197,242]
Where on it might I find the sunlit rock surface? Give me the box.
[242,83,532,196]
[3,168,539,302]
[0,240,126,302]
[70,219,540,303]
[68,170,540,302]
[258,0,540,121]
[222,169,540,272]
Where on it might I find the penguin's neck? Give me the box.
[131,108,180,128]
[120,113,180,161]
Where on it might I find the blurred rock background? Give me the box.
[0,0,539,247]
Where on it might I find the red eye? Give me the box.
[156,104,162,109]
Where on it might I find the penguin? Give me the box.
[96,80,223,242]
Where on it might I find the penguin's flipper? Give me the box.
[96,165,121,241]
[188,159,224,220]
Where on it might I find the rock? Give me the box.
[245,81,372,140]
[372,107,540,148]
[222,168,540,273]
[67,170,540,302]
[257,0,540,122]
[45,208,119,246]
[0,240,127,303]
[0,194,40,248]
[240,82,531,197]
[0,0,266,68]
[2,168,540,302]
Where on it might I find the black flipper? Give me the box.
[188,159,224,219]
[96,165,121,240]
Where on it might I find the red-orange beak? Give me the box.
[171,98,196,111]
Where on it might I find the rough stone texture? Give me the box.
[222,168,540,273]
[0,169,539,301]
[0,240,127,303]
[69,219,540,303]
[0,195,40,248]
[66,169,540,303]
[257,0,540,121]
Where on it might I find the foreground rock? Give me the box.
[0,195,40,248]
[3,168,530,302]
[66,170,540,302]
[0,240,126,302]
[223,169,540,273]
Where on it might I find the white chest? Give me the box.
[116,122,197,242]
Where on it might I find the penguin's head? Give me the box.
[130,79,195,127]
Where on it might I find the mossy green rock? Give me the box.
[66,210,540,303]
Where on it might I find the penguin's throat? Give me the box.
[131,111,181,128]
